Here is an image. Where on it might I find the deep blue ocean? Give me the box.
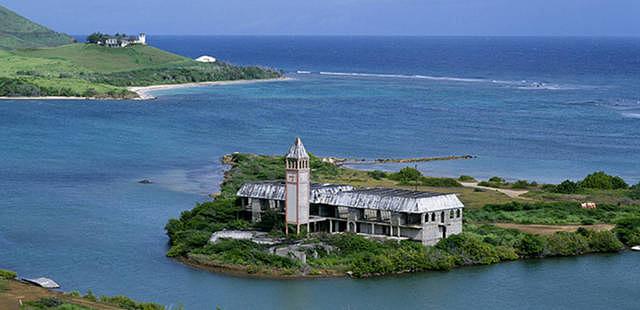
[1,36,640,309]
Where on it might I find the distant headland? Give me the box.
[0,5,283,100]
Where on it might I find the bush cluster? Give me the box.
[87,62,282,87]
[545,172,631,194]
[580,171,628,190]
[193,239,299,270]
[478,177,537,189]
[388,167,461,187]
[0,268,17,280]
[466,201,640,225]
[614,216,640,246]
[315,225,624,277]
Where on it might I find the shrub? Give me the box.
[420,177,461,187]
[516,234,545,257]
[0,269,17,280]
[628,183,640,200]
[367,170,388,180]
[256,209,284,232]
[436,234,502,265]
[83,88,98,97]
[580,171,628,190]
[489,176,505,184]
[544,232,590,256]
[99,295,165,310]
[389,167,422,184]
[580,219,596,225]
[511,180,532,189]
[613,217,640,246]
[587,230,624,252]
[554,180,580,194]
[458,175,477,182]
[25,297,64,308]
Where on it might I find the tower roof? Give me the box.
[286,137,309,159]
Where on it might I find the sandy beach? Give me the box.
[128,77,292,100]
[0,77,291,101]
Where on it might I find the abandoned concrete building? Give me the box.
[236,138,464,245]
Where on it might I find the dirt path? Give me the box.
[460,182,529,198]
[494,223,615,235]
[0,280,121,310]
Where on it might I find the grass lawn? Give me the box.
[14,44,190,72]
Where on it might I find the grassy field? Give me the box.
[14,44,189,72]
[0,43,282,98]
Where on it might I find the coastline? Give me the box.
[178,256,345,280]
[0,77,292,101]
[0,96,94,100]
[128,77,293,100]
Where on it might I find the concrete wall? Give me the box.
[420,208,463,245]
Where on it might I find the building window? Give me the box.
[364,209,377,220]
[431,213,435,221]
[450,210,454,219]
[456,209,461,218]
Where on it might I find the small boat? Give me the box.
[22,277,60,289]
[631,246,640,251]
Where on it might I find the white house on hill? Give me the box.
[100,33,146,48]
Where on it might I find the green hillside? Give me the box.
[0,5,282,98]
[0,5,74,50]
[0,43,282,98]
[15,44,190,72]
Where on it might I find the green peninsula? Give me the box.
[0,5,282,99]
[165,153,640,278]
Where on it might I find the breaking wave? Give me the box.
[309,71,587,90]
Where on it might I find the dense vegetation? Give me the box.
[466,201,640,226]
[0,268,17,280]
[21,293,168,310]
[0,5,74,50]
[386,167,462,187]
[165,153,638,278]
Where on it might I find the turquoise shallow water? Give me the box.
[1,37,640,309]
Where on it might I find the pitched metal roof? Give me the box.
[321,188,464,213]
[285,137,309,159]
[237,182,463,213]
[237,181,354,202]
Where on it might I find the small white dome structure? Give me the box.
[195,55,217,63]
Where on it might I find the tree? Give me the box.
[86,32,104,44]
[554,180,580,194]
[580,171,628,190]
[516,234,544,257]
[392,166,422,184]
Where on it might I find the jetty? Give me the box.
[325,155,475,166]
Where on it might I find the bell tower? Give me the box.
[285,137,310,235]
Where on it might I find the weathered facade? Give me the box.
[237,138,464,245]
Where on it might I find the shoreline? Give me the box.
[128,77,292,100]
[0,77,292,101]
[178,256,345,280]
